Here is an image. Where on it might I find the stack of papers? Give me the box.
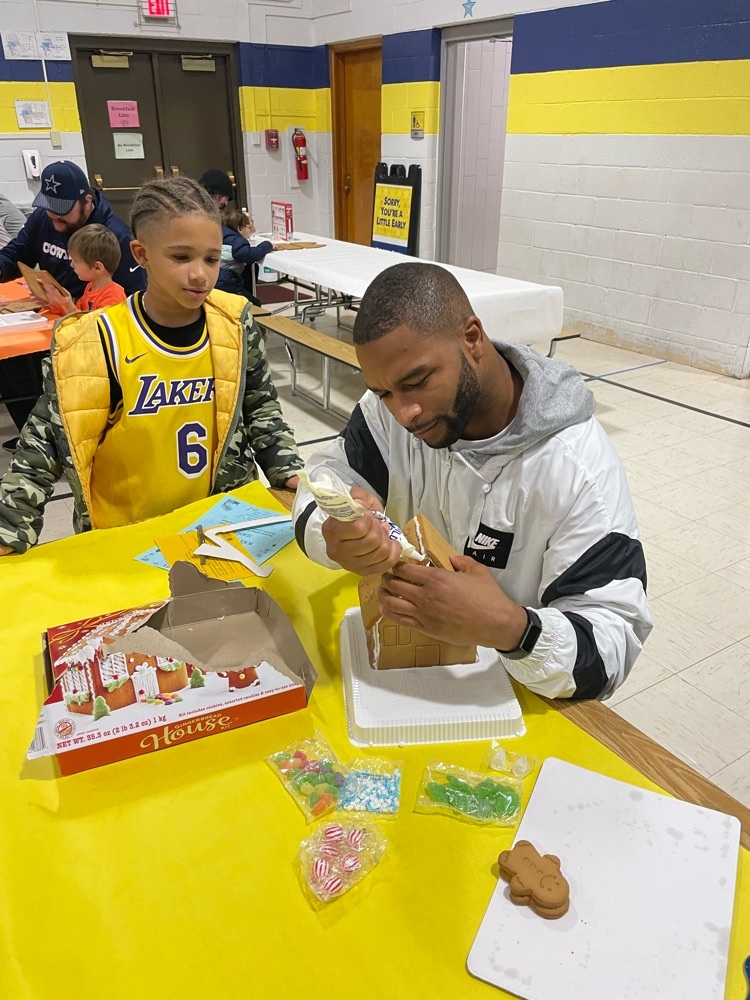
[0,311,48,334]
[136,496,295,571]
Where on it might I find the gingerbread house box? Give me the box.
[28,563,316,775]
[358,514,477,670]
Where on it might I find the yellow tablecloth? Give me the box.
[2,483,747,1000]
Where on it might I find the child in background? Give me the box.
[40,224,126,314]
[0,177,303,555]
[216,208,274,302]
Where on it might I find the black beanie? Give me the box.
[199,169,234,200]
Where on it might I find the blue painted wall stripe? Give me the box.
[238,43,329,89]
[0,53,74,83]
[511,0,750,74]
[383,28,440,84]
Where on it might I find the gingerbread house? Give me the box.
[60,641,190,715]
[358,514,477,670]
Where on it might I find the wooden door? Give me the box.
[72,48,166,220]
[331,41,382,246]
[156,53,239,191]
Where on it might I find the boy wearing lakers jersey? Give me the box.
[0,177,303,553]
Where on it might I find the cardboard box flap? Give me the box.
[159,563,262,630]
[105,627,210,671]
[168,561,235,598]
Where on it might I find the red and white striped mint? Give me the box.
[346,827,367,849]
[322,875,343,896]
[341,853,361,873]
[312,858,330,880]
[318,842,339,857]
[323,823,344,842]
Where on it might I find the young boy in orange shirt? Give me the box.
[41,224,126,314]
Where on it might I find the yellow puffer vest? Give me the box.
[51,290,245,526]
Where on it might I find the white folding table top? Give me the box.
[267,233,563,344]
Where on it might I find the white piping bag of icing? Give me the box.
[299,469,426,563]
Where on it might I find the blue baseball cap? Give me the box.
[33,161,90,215]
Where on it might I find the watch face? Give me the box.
[522,609,542,653]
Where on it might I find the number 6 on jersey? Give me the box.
[177,421,209,478]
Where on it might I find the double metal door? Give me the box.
[71,37,245,220]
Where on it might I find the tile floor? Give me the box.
[2,305,749,807]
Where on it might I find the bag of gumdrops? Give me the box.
[415,761,523,826]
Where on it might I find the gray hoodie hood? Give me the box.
[454,341,596,461]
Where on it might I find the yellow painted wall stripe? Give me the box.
[382,81,440,134]
[0,82,80,134]
[508,60,750,135]
[239,86,331,133]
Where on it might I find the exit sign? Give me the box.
[146,0,173,16]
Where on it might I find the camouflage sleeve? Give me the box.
[0,359,64,553]
[241,311,303,486]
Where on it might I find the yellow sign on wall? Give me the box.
[372,183,413,250]
[411,110,425,138]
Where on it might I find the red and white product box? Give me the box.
[270,200,294,240]
[28,564,316,775]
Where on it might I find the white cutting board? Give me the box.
[468,758,740,1000]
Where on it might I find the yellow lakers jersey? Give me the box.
[89,294,218,529]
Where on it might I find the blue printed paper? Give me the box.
[135,496,294,571]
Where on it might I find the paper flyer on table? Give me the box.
[135,496,294,570]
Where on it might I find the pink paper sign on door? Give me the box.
[107,101,140,128]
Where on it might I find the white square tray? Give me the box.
[340,608,525,747]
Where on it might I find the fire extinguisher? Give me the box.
[292,127,309,181]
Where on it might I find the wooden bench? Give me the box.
[252,307,360,418]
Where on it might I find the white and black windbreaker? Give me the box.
[293,342,652,700]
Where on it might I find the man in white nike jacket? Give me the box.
[292,262,652,699]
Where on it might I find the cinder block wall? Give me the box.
[239,43,333,237]
[0,51,84,207]
[497,0,750,377]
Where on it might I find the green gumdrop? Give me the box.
[299,782,314,796]
[475,797,494,820]
[308,791,319,806]
[445,788,472,813]
[475,779,497,797]
[426,781,449,803]
[446,775,472,794]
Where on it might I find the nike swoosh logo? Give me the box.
[129,265,140,272]
[124,353,147,364]
[472,540,498,551]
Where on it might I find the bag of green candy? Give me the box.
[415,761,523,826]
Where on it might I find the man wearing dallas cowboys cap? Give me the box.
[0,160,145,299]
[0,161,146,444]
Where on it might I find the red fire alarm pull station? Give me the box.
[265,129,279,151]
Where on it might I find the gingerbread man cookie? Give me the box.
[498,840,570,919]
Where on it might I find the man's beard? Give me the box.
[426,354,481,449]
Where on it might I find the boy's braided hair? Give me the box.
[130,176,220,238]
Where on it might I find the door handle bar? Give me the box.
[94,174,141,192]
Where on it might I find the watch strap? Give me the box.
[497,607,543,660]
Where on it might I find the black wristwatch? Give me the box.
[497,607,542,660]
